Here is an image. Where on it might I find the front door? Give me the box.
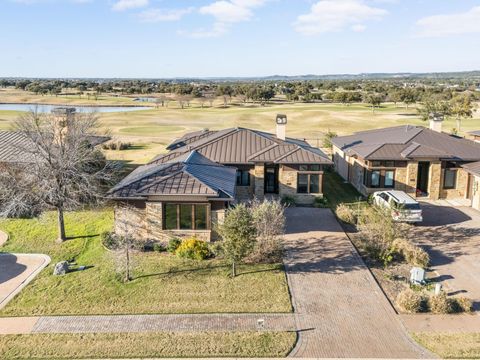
[264,164,279,194]
[416,161,430,196]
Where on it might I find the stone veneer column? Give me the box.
[405,162,418,197]
[428,162,442,200]
[145,202,163,241]
[254,163,265,200]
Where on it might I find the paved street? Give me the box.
[283,207,431,358]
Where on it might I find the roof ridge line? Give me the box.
[247,143,279,161]
[136,169,187,194]
[183,167,224,197]
[274,145,301,162]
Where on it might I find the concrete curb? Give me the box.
[0,253,51,310]
[0,230,8,247]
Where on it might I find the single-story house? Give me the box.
[331,117,480,202]
[468,130,480,143]
[462,161,480,211]
[109,115,332,242]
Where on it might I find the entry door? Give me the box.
[264,165,279,194]
[416,162,430,196]
[467,174,474,201]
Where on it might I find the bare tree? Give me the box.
[0,109,116,242]
[205,94,215,107]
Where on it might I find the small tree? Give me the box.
[217,204,256,277]
[322,130,337,150]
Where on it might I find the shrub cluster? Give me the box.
[167,237,181,253]
[335,204,357,224]
[396,288,426,313]
[175,237,210,260]
[392,238,429,268]
[101,231,117,250]
[280,195,295,207]
[314,196,329,208]
[102,141,132,151]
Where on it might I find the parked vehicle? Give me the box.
[372,190,423,223]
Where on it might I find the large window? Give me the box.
[164,204,209,230]
[364,169,395,188]
[443,169,457,189]
[236,170,250,186]
[297,173,320,194]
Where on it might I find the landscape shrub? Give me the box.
[455,297,473,313]
[167,237,181,254]
[313,196,329,208]
[396,288,426,313]
[153,243,165,252]
[280,195,295,207]
[208,241,224,258]
[102,141,132,151]
[392,238,429,268]
[429,292,454,314]
[175,237,210,260]
[335,204,357,224]
[249,199,285,263]
[101,231,117,250]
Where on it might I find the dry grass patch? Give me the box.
[412,332,480,359]
[0,331,297,359]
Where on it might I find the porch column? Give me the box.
[405,161,418,197]
[429,162,442,200]
[254,163,265,200]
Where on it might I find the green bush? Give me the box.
[336,204,356,224]
[153,243,165,252]
[429,292,454,314]
[101,231,117,250]
[314,196,329,208]
[167,237,181,254]
[396,288,426,313]
[208,242,224,258]
[280,195,295,207]
[175,237,210,260]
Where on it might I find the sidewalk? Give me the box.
[401,314,480,333]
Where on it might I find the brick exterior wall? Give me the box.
[472,174,480,210]
[279,165,323,204]
[254,164,265,200]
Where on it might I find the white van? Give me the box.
[372,190,423,223]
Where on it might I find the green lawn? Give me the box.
[412,332,480,359]
[323,170,366,209]
[0,331,297,359]
[0,208,292,316]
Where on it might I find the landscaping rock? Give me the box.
[53,261,69,275]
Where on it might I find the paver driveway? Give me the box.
[414,202,480,310]
[283,207,430,358]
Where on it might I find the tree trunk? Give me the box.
[456,117,461,132]
[56,207,66,243]
[125,247,131,282]
[232,261,236,278]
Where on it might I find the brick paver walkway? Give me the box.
[283,207,432,358]
[31,313,296,333]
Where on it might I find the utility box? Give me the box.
[410,267,425,285]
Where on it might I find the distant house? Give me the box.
[109,115,332,242]
[331,116,480,204]
[462,162,480,211]
[468,130,480,143]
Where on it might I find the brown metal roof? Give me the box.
[151,127,331,166]
[333,125,480,161]
[462,161,480,177]
[109,151,237,200]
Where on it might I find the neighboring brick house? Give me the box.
[109,115,332,242]
[331,117,480,202]
[462,162,480,211]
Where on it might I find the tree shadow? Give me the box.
[134,264,227,280]
[418,204,472,226]
[0,253,27,285]
[66,234,99,241]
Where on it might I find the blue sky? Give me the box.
[1,0,480,77]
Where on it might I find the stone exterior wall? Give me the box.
[440,168,469,199]
[114,201,227,243]
[278,165,323,204]
[472,174,480,210]
[235,166,255,202]
[254,163,265,200]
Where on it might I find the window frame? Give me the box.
[163,203,210,231]
[443,168,457,190]
[236,169,250,186]
[297,173,321,194]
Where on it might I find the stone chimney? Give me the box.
[276,114,287,141]
[52,107,76,143]
[429,112,444,133]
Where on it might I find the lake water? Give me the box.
[0,103,152,113]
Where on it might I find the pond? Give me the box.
[0,103,152,113]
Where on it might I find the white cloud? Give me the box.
[138,7,194,22]
[294,0,387,36]
[180,0,266,37]
[416,6,480,38]
[112,0,148,12]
